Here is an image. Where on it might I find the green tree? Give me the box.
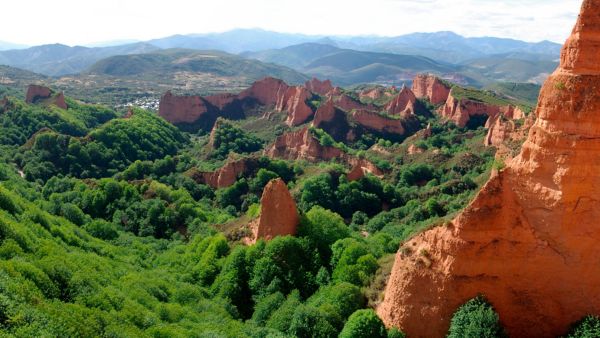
[447,296,506,338]
[339,309,387,338]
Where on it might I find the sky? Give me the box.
[0,0,583,46]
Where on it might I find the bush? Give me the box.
[339,309,387,338]
[566,316,600,338]
[447,296,505,338]
[84,220,119,240]
[288,305,338,338]
[298,206,349,262]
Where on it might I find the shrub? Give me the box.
[84,220,119,240]
[447,296,506,338]
[339,309,387,338]
[566,315,600,338]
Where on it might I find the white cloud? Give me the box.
[0,0,583,46]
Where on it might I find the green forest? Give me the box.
[0,87,596,338]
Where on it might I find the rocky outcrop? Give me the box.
[411,74,451,105]
[330,93,376,112]
[351,110,406,136]
[25,85,68,109]
[238,77,290,106]
[278,86,315,126]
[305,78,334,96]
[250,178,299,242]
[359,87,395,101]
[159,77,304,130]
[266,128,385,180]
[346,157,384,179]
[312,99,351,142]
[439,90,525,128]
[187,158,258,189]
[378,2,600,337]
[484,114,516,147]
[265,127,343,162]
[385,86,418,116]
[159,91,213,125]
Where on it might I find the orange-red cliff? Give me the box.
[378,2,600,337]
[411,74,451,105]
[26,84,68,109]
[249,178,299,242]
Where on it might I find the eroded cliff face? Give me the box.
[249,178,299,242]
[279,86,315,126]
[25,84,68,109]
[439,90,525,128]
[158,91,213,125]
[351,110,406,136]
[312,99,351,142]
[265,127,343,162]
[186,158,258,189]
[411,74,451,105]
[305,78,334,96]
[378,2,600,337]
[385,86,418,116]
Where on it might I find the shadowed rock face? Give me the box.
[312,99,351,142]
[385,86,418,116]
[378,2,600,337]
[158,77,314,129]
[186,158,259,189]
[439,90,525,128]
[25,84,68,109]
[250,178,299,242]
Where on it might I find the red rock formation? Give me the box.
[359,87,395,101]
[187,158,258,189]
[204,93,238,111]
[484,114,515,147]
[305,78,334,96]
[25,84,68,109]
[330,93,376,112]
[250,178,299,242]
[158,91,211,124]
[411,74,451,105]
[438,90,526,128]
[265,127,343,162]
[344,155,383,181]
[238,77,290,106]
[351,110,405,135]
[385,86,418,116]
[378,2,600,337]
[312,99,351,141]
[278,86,315,126]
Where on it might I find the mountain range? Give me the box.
[0,29,560,104]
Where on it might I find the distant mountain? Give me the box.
[87,48,307,83]
[303,49,457,86]
[148,29,322,53]
[244,42,557,86]
[459,56,557,85]
[240,43,341,69]
[335,31,562,64]
[0,42,160,76]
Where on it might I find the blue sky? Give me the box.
[0,0,583,46]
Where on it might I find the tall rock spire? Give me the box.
[378,1,600,337]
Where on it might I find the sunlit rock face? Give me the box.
[378,1,600,337]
